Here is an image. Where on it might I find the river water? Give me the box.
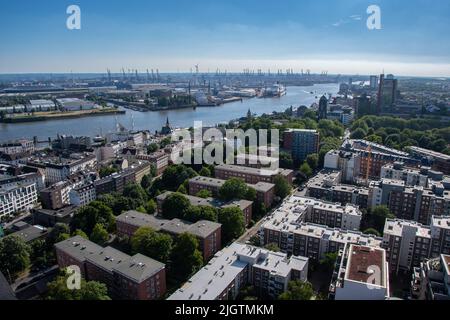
[0,83,338,142]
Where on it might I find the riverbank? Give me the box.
[0,84,339,142]
[0,108,126,123]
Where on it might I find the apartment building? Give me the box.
[116,210,221,261]
[408,146,450,175]
[259,196,380,261]
[380,162,439,187]
[329,244,389,300]
[324,150,361,183]
[94,162,151,195]
[27,153,97,185]
[338,139,419,179]
[0,182,38,219]
[156,191,253,226]
[215,164,293,185]
[188,176,275,208]
[306,170,369,208]
[369,178,450,225]
[234,153,279,169]
[136,151,169,176]
[168,243,309,300]
[55,236,166,300]
[0,139,35,155]
[69,182,97,207]
[283,129,319,163]
[411,254,450,300]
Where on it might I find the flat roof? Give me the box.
[112,253,165,283]
[215,164,292,176]
[345,245,386,287]
[168,243,307,300]
[9,225,48,243]
[432,216,450,230]
[384,219,431,238]
[157,191,252,212]
[409,146,450,161]
[117,211,221,238]
[55,236,165,282]
[189,176,274,192]
[85,246,130,273]
[54,236,103,262]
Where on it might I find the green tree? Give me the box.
[89,224,109,245]
[177,184,187,194]
[273,175,292,199]
[48,223,71,245]
[264,243,280,252]
[350,128,368,139]
[279,152,293,169]
[131,227,173,263]
[140,175,151,189]
[145,199,157,215]
[196,189,212,199]
[123,183,148,208]
[218,207,245,243]
[299,162,313,178]
[363,228,381,237]
[0,235,31,279]
[99,166,117,178]
[170,233,203,280]
[320,252,338,271]
[184,205,218,223]
[306,154,319,170]
[278,280,314,300]
[245,187,257,201]
[46,272,110,300]
[161,165,197,191]
[199,167,211,177]
[71,201,116,236]
[72,229,88,239]
[372,206,395,233]
[161,192,191,219]
[147,143,159,154]
[219,178,249,201]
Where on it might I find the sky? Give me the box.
[1,0,450,77]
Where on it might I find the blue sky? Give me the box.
[1,0,449,76]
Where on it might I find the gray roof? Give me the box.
[54,235,103,262]
[0,272,15,300]
[9,225,48,243]
[117,211,221,238]
[114,254,165,282]
[189,176,274,192]
[85,246,130,273]
[55,236,165,283]
[157,191,252,211]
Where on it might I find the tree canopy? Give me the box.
[131,227,173,263]
[218,207,245,244]
[278,280,314,300]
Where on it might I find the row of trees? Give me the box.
[131,228,203,281]
[351,116,450,154]
[161,192,246,244]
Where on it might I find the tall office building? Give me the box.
[283,129,320,163]
[377,74,398,111]
[369,75,378,89]
[318,95,328,120]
